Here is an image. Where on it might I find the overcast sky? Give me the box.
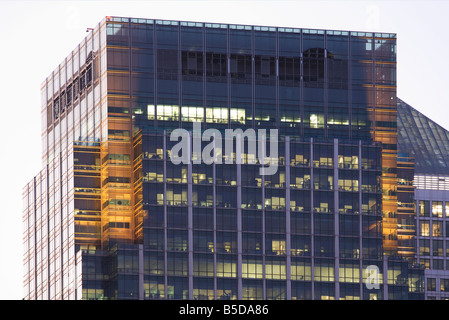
[1,0,448,300]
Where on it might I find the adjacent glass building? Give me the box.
[398,98,449,299]
[23,16,424,300]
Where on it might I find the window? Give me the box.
[290,168,311,189]
[339,170,359,191]
[181,51,203,77]
[217,279,237,300]
[339,262,360,283]
[427,278,436,291]
[242,256,263,279]
[216,232,237,254]
[313,144,333,168]
[433,259,444,270]
[109,199,130,206]
[193,231,213,252]
[441,279,449,292]
[432,201,443,218]
[290,258,312,281]
[433,221,443,237]
[420,221,430,237]
[419,239,430,256]
[193,254,214,277]
[338,155,359,169]
[433,240,444,257]
[291,235,311,257]
[420,258,430,269]
[314,259,335,282]
[309,113,325,129]
[339,237,359,259]
[193,278,214,301]
[419,200,430,217]
[216,255,237,278]
[147,104,179,121]
[266,234,286,255]
[181,106,204,122]
[167,253,188,276]
[314,170,334,190]
[242,280,263,300]
[205,52,227,78]
[265,257,287,280]
[167,230,188,252]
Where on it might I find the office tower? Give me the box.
[23,16,424,300]
[397,99,449,299]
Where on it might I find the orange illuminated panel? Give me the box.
[371,43,398,255]
[132,131,145,242]
[73,144,102,249]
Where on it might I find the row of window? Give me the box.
[155,49,349,84]
[418,200,449,218]
[418,239,449,257]
[427,278,449,292]
[419,220,449,237]
[83,277,384,300]
[49,58,95,127]
[143,104,374,131]
[114,255,379,282]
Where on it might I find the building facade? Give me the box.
[397,99,449,300]
[23,16,425,300]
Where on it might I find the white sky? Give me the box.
[1,0,448,300]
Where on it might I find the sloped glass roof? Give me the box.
[397,98,449,175]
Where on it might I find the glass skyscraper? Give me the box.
[22,16,424,300]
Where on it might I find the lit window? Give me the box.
[154,104,179,121]
[147,104,155,120]
[230,108,245,124]
[310,113,324,129]
[420,221,430,237]
[206,107,228,123]
[433,221,443,237]
[181,106,204,122]
[432,201,443,218]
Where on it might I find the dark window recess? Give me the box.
[375,121,397,128]
[66,84,72,106]
[53,98,60,121]
[230,53,252,80]
[75,199,101,211]
[278,56,300,82]
[303,48,325,83]
[254,56,276,80]
[108,129,130,137]
[80,70,86,91]
[105,222,130,230]
[73,77,79,100]
[46,53,95,129]
[205,52,227,78]
[60,91,66,114]
[181,51,203,77]
[86,51,94,64]
[86,66,92,86]
[108,176,131,184]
